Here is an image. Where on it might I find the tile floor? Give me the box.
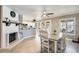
[64,39,79,53]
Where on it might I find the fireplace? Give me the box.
[9,32,17,43]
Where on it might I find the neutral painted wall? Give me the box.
[1,6,19,48]
[51,13,79,40]
[0,6,1,48]
[38,13,79,41]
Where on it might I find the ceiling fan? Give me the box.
[41,9,54,17]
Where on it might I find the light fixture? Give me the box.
[42,9,47,17]
[33,19,36,22]
[41,7,54,17]
[43,14,46,17]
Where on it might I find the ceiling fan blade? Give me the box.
[41,12,54,17]
[46,13,54,15]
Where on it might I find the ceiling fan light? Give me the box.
[43,11,46,14]
[43,14,46,17]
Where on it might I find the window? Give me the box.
[60,18,75,35]
[67,20,74,34]
[60,21,67,33]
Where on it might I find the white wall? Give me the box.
[23,14,36,22]
[23,15,35,28]
[1,6,19,48]
[3,6,19,33]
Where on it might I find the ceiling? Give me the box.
[7,5,79,21]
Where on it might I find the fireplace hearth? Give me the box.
[9,32,17,43]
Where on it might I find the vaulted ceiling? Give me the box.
[7,5,79,21]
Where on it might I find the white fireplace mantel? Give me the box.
[6,32,19,48]
[1,6,20,48]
